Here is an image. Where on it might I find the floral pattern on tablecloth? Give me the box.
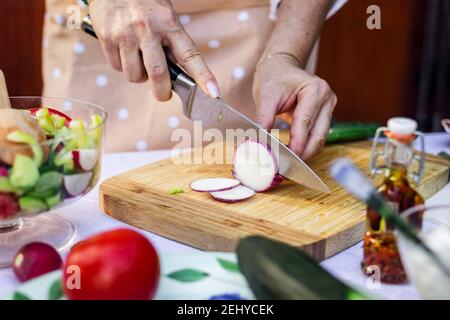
[3,252,254,300]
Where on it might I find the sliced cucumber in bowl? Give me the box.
[27,171,63,199]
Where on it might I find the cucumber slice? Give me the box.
[237,236,371,300]
[0,177,16,193]
[35,171,63,194]
[27,172,63,200]
[89,114,103,142]
[19,197,48,214]
[10,155,39,190]
[26,189,55,200]
[51,114,66,129]
[45,192,62,209]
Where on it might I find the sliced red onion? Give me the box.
[210,185,255,203]
[29,107,72,125]
[233,139,283,192]
[72,149,98,171]
[0,167,8,177]
[190,178,240,193]
[64,172,93,197]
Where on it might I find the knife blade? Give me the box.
[173,78,330,192]
[81,17,330,192]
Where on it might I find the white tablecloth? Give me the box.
[1,133,449,299]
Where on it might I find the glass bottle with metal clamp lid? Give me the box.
[363,117,426,284]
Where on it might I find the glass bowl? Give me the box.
[396,204,450,299]
[0,97,107,267]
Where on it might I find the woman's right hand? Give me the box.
[89,0,220,101]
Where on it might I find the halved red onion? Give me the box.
[233,139,283,192]
[210,185,255,203]
[190,178,240,193]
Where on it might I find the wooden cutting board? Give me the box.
[99,141,449,260]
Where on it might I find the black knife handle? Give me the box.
[81,18,184,82]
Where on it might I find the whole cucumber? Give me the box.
[237,236,370,300]
[438,152,450,163]
[326,122,379,144]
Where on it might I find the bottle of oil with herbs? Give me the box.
[363,118,425,284]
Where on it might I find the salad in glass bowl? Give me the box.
[0,97,107,267]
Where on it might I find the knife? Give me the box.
[81,17,329,192]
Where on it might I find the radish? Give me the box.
[72,149,98,171]
[233,140,283,192]
[210,185,255,203]
[64,172,93,197]
[190,178,240,193]
[13,242,62,282]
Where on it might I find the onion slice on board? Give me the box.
[233,140,283,192]
[210,185,256,203]
[190,178,241,193]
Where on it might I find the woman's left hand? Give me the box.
[253,54,337,160]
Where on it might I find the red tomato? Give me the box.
[63,229,160,300]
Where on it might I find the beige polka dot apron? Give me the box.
[43,0,346,152]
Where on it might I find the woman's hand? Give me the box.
[253,54,337,160]
[89,0,219,101]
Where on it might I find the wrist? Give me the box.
[257,51,303,71]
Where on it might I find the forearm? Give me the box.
[262,0,333,69]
